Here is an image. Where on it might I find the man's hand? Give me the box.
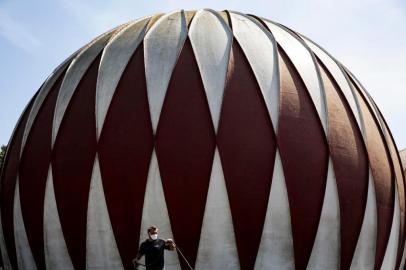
[165,238,176,250]
[132,258,139,269]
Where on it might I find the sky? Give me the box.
[0,0,405,150]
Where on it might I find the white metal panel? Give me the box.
[344,69,384,132]
[43,166,74,270]
[350,169,377,270]
[195,149,240,270]
[400,150,406,170]
[144,10,188,134]
[254,150,294,270]
[13,178,37,270]
[86,156,123,269]
[263,20,327,134]
[307,159,340,270]
[367,93,390,140]
[52,30,114,146]
[302,37,363,135]
[229,12,280,133]
[188,9,232,132]
[381,180,400,269]
[400,242,406,269]
[139,151,181,269]
[96,17,150,139]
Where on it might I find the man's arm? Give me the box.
[132,243,145,265]
[135,251,143,261]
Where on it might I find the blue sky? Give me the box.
[1,0,405,150]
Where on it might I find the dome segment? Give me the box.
[0,9,405,270]
[401,150,406,172]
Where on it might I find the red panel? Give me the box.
[155,39,216,270]
[98,45,153,270]
[52,55,101,270]
[217,41,276,270]
[0,95,36,269]
[318,61,368,270]
[277,47,329,269]
[19,72,66,269]
[349,78,394,270]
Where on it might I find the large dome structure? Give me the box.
[0,9,405,270]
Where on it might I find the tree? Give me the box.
[0,145,6,171]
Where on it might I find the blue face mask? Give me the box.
[150,234,158,240]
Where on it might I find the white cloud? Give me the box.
[56,0,142,35]
[0,8,42,52]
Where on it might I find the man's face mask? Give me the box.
[150,233,158,240]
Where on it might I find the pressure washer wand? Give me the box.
[132,261,146,269]
[175,245,194,270]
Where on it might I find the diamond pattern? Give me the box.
[277,47,329,269]
[349,77,394,270]
[52,55,101,270]
[19,71,66,269]
[155,39,216,270]
[98,45,153,270]
[217,41,276,270]
[318,60,369,270]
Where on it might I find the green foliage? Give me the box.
[0,145,7,171]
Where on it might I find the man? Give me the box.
[133,226,176,270]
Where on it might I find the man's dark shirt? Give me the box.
[139,239,170,270]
